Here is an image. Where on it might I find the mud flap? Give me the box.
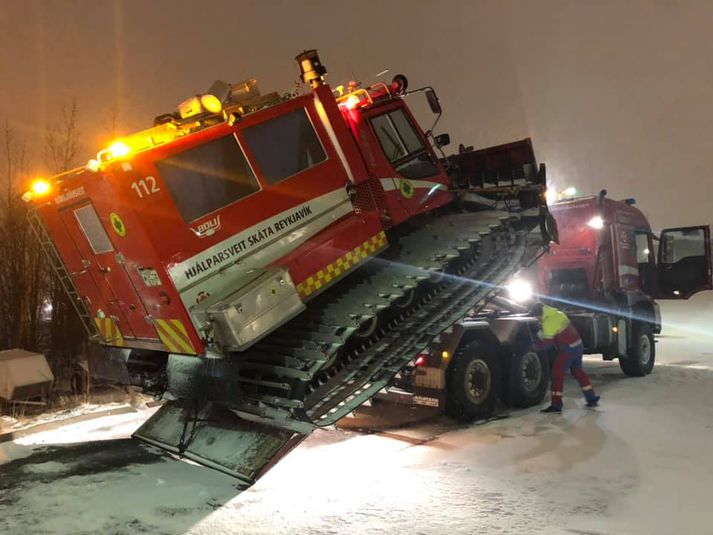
[133,401,306,488]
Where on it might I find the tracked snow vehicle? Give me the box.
[24,50,555,487]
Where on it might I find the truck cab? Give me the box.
[536,191,712,374]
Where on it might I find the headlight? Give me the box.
[587,216,604,229]
[545,188,557,205]
[506,278,534,303]
[562,186,577,197]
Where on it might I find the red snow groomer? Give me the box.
[24,50,554,486]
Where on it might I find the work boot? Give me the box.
[585,395,600,408]
[540,405,562,414]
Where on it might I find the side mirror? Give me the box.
[434,133,450,148]
[425,89,442,115]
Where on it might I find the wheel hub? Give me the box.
[520,352,542,393]
[639,335,651,365]
[464,359,491,405]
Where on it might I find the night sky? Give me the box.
[2,0,712,229]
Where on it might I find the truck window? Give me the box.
[155,134,260,222]
[74,205,114,254]
[242,108,327,185]
[662,228,705,263]
[370,108,440,180]
[634,231,654,294]
[634,233,651,264]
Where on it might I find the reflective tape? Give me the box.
[155,319,196,355]
[296,231,388,299]
[94,317,124,347]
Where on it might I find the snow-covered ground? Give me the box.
[0,400,136,436]
[1,294,712,535]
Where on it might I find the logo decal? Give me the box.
[191,215,221,238]
[399,178,414,199]
[109,212,126,237]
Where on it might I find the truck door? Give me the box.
[656,225,712,299]
[59,202,153,340]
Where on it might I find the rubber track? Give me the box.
[232,208,528,430]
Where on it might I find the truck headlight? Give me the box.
[506,278,534,303]
[587,216,604,229]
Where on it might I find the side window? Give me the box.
[155,134,259,222]
[371,109,424,162]
[634,231,654,294]
[657,226,712,299]
[390,110,424,153]
[634,232,652,264]
[370,108,440,180]
[74,205,114,254]
[371,114,408,161]
[242,108,327,185]
[616,224,638,290]
[662,228,705,263]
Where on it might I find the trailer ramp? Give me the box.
[134,401,304,488]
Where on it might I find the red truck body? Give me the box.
[32,81,452,357]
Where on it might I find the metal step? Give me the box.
[133,401,303,488]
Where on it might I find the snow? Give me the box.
[1,294,713,534]
[0,408,157,465]
[0,401,136,434]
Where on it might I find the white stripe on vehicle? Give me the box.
[168,187,351,292]
[313,93,355,184]
[379,178,448,192]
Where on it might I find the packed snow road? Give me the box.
[1,295,713,535]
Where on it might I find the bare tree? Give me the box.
[42,100,87,373]
[45,99,81,174]
[0,121,43,350]
[0,100,92,398]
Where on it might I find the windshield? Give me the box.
[370,108,439,180]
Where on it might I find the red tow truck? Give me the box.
[382,190,712,419]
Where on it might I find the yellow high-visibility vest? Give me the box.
[540,305,570,338]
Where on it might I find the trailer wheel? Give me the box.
[619,322,655,376]
[445,342,499,422]
[505,349,549,408]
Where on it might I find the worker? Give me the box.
[530,303,600,413]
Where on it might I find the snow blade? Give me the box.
[133,401,305,488]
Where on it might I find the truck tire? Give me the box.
[619,322,655,376]
[445,342,499,422]
[505,349,549,408]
